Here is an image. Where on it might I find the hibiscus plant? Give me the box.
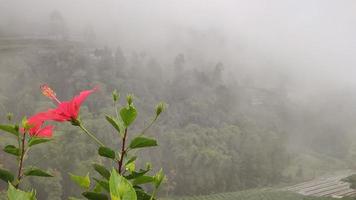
[0,107,55,199]
[0,85,166,200]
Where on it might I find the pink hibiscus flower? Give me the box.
[26,112,54,138]
[41,84,98,123]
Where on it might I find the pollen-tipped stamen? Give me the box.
[40,84,61,104]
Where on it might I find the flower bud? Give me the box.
[6,113,13,121]
[146,162,152,170]
[126,94,134,105]
[112,90,120,103]
[22,116,31,131]
[156,102,166,116]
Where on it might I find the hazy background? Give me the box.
[2,0,356,87]
[1,0,356,198]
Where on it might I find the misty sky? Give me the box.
[1,0,356,93]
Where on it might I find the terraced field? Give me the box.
[165,171,356,200]
[284,170,356,198]
[165,189,355,200]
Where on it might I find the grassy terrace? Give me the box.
[164,189,355,200]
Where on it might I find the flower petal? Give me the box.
[71,87,98,118]
[35,125,54,138]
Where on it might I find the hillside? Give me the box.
[165,189,354,200]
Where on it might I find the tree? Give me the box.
[49,10,68,40]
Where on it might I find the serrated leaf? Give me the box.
[24,168,53,177]
[69,173,90,189]
[105,115,124,137]
[120,105,137,127]
[93,164,110,180]
[129,136,157,149]
[0,124,18,137]
[98,146,116,160]
[109,169,137,200]
[82,191,108,200]
[0,168,14,183]
[28,137,51,147]
[3,145,20,156]
[7,183,37,200]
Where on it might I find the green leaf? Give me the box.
[0,124,18,137]
[0,168,14,183]
[129,136,157,149]
[7,183,37,200]
[98,146,116,160]
[135,190,153,200]
[120,105,137,127]
[69,173,90,189]
[3,145,20,156]
[93,164,110,180]
[109,169,137,200]
[92,183,102,193]
[132,176,154,185]
[28,137,52,147]
[93,178,109,192]
[125,168,150,180]
[105,115,124,137]
[125,156,137,166]
[24,168,53,177]
[82,192,108,200]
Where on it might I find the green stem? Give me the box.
[79,123,105,146]
[150,188,157,200]
[140,116,158,136]
[114,103,119,119]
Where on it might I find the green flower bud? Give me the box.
[156,102,166,116]
[112,90,120,103]
[146,162,152,170]
[126,94,134,105]
[154,168,165,189]
[6,113,13,121]
[22,116,31,131]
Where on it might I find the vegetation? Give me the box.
[342,174,356,189]
[0,83,166,199]
[1,9,356,198]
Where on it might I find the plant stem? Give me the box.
[140,116,157,136]
[15,133,26,188]
[150,188,157,200]
[79,123,105,146]
[118,128,128,174]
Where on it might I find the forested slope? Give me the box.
[0,38,354,199]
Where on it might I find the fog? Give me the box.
[1,0,356,199]
[2,0,356,86]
